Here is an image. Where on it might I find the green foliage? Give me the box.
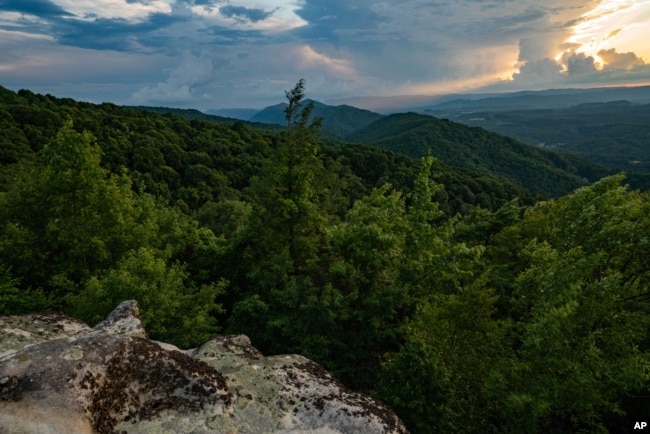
[0,121,139,294]
[0,118,226,347]
[377,276,499,434]
[68,247,224,348]
[233,80,334,287]
[376,174,650,433]
[349,112,606,197]
[0,265,51,315]
[227,81,339,358]
[373,160,499,432]
[485,175,650,432]
[2,84,649,434]
[451,101,650,180]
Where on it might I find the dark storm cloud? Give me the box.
[291,0,383,41]
[461,8,549,44]
[50,12,191,51]
[1,0,648,109]
[0,1,267,52]
[0,0,73,18]
[219,5,276,23]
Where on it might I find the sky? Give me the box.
[1,0,649,110]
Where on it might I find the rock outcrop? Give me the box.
[0,301,408,433]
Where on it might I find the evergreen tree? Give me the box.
[227,79,338,355]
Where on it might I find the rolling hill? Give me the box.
[435,100,650,174]
[347,112,612,197]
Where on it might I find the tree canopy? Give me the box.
[1,82,648,433]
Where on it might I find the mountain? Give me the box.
[250,99,384,137]
[348,112,611,197]
[124,105,284,131]
[326,94,462,114]
[0,85,537,213]
[92,98,617,199]
[422,85,650,114]
[327,84,650,114]
[206,108,259,120]
[441,100,650,175]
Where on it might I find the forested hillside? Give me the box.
[1,82,649,433]
[348,112,612,197]
[440,100,650,180]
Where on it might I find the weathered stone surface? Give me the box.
[0,301,408,434]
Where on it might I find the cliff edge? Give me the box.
[0,300,408,434]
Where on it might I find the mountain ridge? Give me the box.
[250,99,384,137]
[347,112,610,196]
[324,84,650,113]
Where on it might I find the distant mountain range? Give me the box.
[421,86,650,115]
[200,99,608,196]
[248,99,384,138]
[209,84,650,123]
[444,100,650,175]
[205,84,650,189]
[324,85,650,113]
[126,84,650,193]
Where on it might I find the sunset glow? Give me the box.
[1,0,649,108]
[564,0,650,68]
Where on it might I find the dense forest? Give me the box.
[439,100,650,187]
[206,98,614,197]
[348,112,613,197]
[1,81,649,433]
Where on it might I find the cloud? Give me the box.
[566,52,598,75]
[1,0,649,109]
[0,0,73,18]
[606,28,622,40]
[291,45,356,77]
[54,0,173,20]
[219,5,276,23]
[51,14,189,51]
[129,51,216,105]
[598,48,646,70]
[510,58,564,88]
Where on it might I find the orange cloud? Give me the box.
[598,48,646,70]
[606,28,622,39]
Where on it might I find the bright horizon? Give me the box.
[1,0,649,109]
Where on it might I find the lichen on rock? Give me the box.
[0,300,408,434]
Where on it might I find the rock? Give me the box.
[0,301,408,434]
[91,300,147,338]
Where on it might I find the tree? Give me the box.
[0,121,138,296]
[227,80,341,359]
[486,175,650,432]
[0,265,51,315]
[372,159,499,432]
[376,275,500,434]
[67,247,224,348]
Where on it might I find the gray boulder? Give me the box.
[0,301,408,434]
